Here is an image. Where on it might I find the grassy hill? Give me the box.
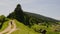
[0,19,40,34]
[7,4,60,34]
[0,19,60,34]
[11,19,40,34]
[0,4,60,34]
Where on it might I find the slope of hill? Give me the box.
[24,12,60,22]
[7,4,60,34]
[7,4,60,26]
[0,19,40,34]
[11,19,40,34]
[24,12,60,24]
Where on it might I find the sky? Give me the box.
[0,0,60,20]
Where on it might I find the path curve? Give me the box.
[0,20,17,34]
[7,20,17,34]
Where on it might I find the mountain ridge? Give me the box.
[7,4,60,27]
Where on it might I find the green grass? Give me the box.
[0,21,9,32]
[31,24,60,34]
[46,31,59,34]
[11,20,40,34]
[0,19,60,34]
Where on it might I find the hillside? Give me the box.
[0,19,60,34]
[6,4,60,34]
[7,4,60,26]
[0,19,40,34]
[11,20,39,34]
[24,12,60,22]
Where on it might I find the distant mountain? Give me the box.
[7,4,60,27]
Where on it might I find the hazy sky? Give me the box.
[0,0,60,20]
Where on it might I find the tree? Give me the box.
[0,15,6,29]
[0,15,6,22]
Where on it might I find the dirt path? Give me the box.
[0,20,17,34]
[6,20,17,34]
